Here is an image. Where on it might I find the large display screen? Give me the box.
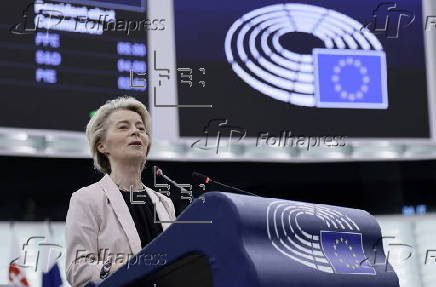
[175,0,430,138]
[0,0,149,132]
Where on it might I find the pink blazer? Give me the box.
[65,174,176,287]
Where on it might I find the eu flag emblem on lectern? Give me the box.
[320,231,376,275]
[313,49,388,109]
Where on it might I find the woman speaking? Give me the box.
[65,96,176,287]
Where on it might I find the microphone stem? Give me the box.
[161,173,189,193]
[212,181,258,197]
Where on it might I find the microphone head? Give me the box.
[155,167,163,176]
[192,172,212,184]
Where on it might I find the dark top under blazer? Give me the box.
[119,189,163,248]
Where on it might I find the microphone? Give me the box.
[192,172,259,197]
[155,166,191,195]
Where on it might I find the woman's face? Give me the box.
[97,109,149,165]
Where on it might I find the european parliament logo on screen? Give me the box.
[313,49,388,109]
[224,3,386,109]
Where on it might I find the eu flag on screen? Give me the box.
[320,231,376,275]
[313,49,388,109]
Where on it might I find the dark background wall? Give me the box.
[1,155,435,221]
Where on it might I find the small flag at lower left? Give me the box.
[42,220,63,287]
[9,226,30,286]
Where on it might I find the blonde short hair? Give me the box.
[85,96,152,175]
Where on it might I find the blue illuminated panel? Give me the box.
[314,49,388,109]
